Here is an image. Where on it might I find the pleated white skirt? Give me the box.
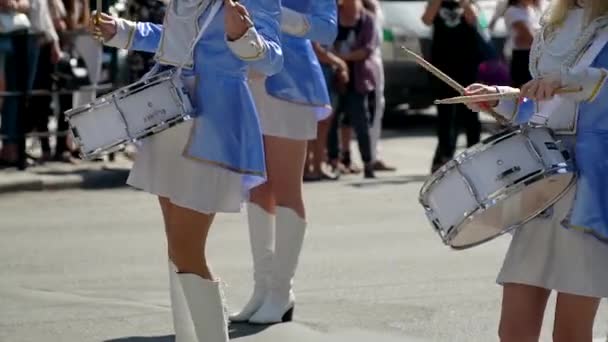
[497,185,608,298]
[248,76,319,141]
[127,120,244,214]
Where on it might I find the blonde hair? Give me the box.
[545,0,608,27]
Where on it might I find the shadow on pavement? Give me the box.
[104,335,174,342]
[348,174,429,188]
[102,324,271,342]
[229,323,271,339]
[35,167,131,189]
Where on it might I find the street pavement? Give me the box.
[1,122,607,342]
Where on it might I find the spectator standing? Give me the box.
[422,0,482,173]
[362,0,395,172]
[328,0,377,179]
[504,0,542,88]
[28,0,63,161]
[0,0,49,168]
[304,42,343,181]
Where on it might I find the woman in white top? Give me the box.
[465,0,608,340]
[503,0,542,87]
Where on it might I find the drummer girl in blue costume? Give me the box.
[464,0,608,339]
[90,0,282,340]
[229,0,337,324]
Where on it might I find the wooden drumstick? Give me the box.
[400,46,512,123]
[434,87,584,105]
[96,0,101,22]
[400,46,466,94]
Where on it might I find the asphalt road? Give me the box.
[1,126,607,342]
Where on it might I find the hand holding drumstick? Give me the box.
[89,11,117,43]
[453,76,581,113]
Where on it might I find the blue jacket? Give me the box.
[504,45,608,243]
[106,0,283,193]
[265,0,337,119]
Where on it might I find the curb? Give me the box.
[0,167,130,195]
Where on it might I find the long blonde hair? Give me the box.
[545,0,608,27]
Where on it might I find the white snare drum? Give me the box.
[419,126,575,249]
[65,69,194,159]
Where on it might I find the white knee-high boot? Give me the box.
[169,262,197,342]
[170,269,229,342]
[249,206,306,324]
[230,203,275,322]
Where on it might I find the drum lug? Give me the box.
[496,166,522,181]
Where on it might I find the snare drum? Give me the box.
[419,125,575,249]
[65,69,194,159]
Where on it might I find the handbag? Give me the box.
[0,11,30,33]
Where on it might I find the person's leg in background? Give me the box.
[327,92,345,175]
[304,63,339,181]
[343,89,374,179]
[460,103,481,148]
[11,32,39,169]
[29,43,53,161]
[338,114,361,174]
[0,35,19,166]
[431,103,458,173]
[306,114,338,181]
[368,65,395,172]
[55,92,77,161]
[0,41,9,162]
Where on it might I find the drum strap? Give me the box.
[176,0,223,72]
[530,28,608,128]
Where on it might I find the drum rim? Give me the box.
[419,125,555,200]
[64,69,178,118]
[77,115,192,160]
[423,167,576,250]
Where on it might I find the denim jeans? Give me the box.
[0,33,40,144]
[328,88,373,164]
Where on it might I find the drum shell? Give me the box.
[420,126,574,249]
[65,70,194,159]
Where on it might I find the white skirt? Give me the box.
[248,76,319,140]
[497,185,608,298]
[127,120,244,214]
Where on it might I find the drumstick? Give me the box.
[434,87,584,105]
[96,0,101,22]
[400,46,512,123]
[400,46,466,94]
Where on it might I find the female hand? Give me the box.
[224,0,253,41]
[520,75,562,101]
[89,11,117,42]
[463,83,500,112]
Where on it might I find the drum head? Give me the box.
[449,172,574,249]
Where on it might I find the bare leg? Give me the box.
[499,283,550,342]
[553,292,600,342]
[163,200,215,280]
[264,135,307,217]
[250,139,276,215]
